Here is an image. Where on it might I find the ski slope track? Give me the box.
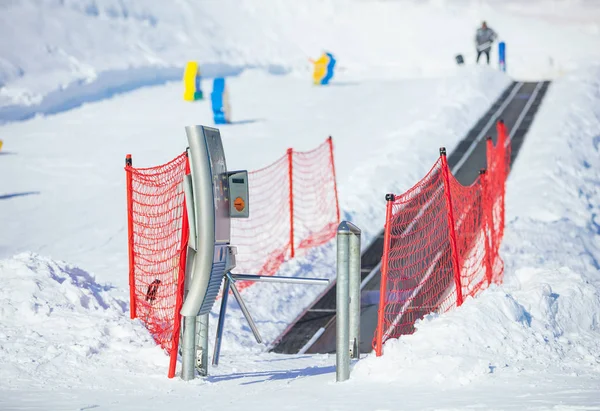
[271,80,552,355]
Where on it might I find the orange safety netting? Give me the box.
[125,137,339,376]
[125,152,189,378]
[485,120,511,284]
[231,137,340,290]
[374,121,511,355]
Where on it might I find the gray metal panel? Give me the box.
[198,246,227,315]
[203,126,231,243]
[183,174,197,251]
[228,170,249,218]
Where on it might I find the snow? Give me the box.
[1,0,600,409]
[1,0,600,122]
[353,63,600,405]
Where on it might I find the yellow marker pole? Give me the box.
[0,139,3,152]
[312,54,329,85]
[183,61,201,101]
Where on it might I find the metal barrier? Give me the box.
[336,221,361,382]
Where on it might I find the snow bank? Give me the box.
[0,252,170,390]
[352,64,600,386]
[1,0,599,122]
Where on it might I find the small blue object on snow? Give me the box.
[498,42,506,72]
[322,52,336,85]
[211,77,229,124]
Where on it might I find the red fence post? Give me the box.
[125,154,136,320]
[287,148,295,258]
[479,169,493,286]
[375,194,395,357]
[168,156,191,378]
[327,136,341,223]
[496,119,507,148]
[440,148,464,307]
[486,136,496,250]
[497,120,509,237]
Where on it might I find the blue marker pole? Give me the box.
[498,42,506,72]
[211,78,227,124]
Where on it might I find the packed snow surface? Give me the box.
[1,0,599,410]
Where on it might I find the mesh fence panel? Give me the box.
[293,138,340,252]
[376,159,458,344]
[125,152,189,378]
[231,154,292,291]
[231,137,339,290]
[448,172,488,299]
[485,120,511,284]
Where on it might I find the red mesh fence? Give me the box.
[448,170,488,299]
[485,120,510,284]
[230,154,291,289]
[231,137,339,291]
[125,152,189,378]
[374,159,458,345]
[374,121,511,355]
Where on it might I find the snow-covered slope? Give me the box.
[1,0,600,409]
[352,62,600,403]
[1,63,599,411]
[0,67,511,353]
[1,0,599,121]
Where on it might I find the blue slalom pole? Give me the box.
[499,42,506,72]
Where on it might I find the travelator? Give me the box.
[179,125,332,380]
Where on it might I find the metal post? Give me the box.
[336,221,360,382]
[212,275,231,366]
[229,277,263,344]
[181,315,196,381]
[196,313,209,376]
[229,273,329,285]
[336,229,350,382]
[348,225,361,360]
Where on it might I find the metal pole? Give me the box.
[229,273,329,285]
[212,275,231,366]
[181,315,196,381]
[336,228,350,382]
[196,313,209,376]
[229,278,263,344]
[348,226,361,360]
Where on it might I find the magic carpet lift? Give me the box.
[180,125,329,380]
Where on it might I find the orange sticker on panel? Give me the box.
[234,197,245,212]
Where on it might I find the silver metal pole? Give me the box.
[229,279,263,344]
[183,173,197,251]
[229,273,329,285]
[196,313,209,376]
[181,315,196,381]
[349,226,361,360]
[336,230,350,382]
[212,275,231,366]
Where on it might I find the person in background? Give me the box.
[475,21,497,64]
